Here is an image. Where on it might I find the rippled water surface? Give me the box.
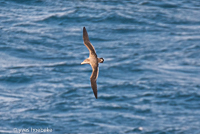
[0,0,200,133]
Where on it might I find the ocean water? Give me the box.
[0,0,200,133]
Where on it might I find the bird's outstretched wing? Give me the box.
[83,27,97,57]
[90,64,99,99]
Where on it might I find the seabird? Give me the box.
[81,27,104,99]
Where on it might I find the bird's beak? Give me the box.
[81,61,85,64]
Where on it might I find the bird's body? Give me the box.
[81,27,104,99]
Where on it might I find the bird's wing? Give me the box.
[90,64,99,99]
[83,27,97,58]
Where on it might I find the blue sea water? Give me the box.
[0,0,200,133]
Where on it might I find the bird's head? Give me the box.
[99,58,104,63]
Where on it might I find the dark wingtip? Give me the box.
[83,27,86,34]
[95,94,97,99]
[93,89,97,99]
[83,27,89,41]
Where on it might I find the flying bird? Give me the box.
[81,27,104,99]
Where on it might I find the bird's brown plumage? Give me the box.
[82,27,102,99]
[90,65,98,99]
[83,27,97,58]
